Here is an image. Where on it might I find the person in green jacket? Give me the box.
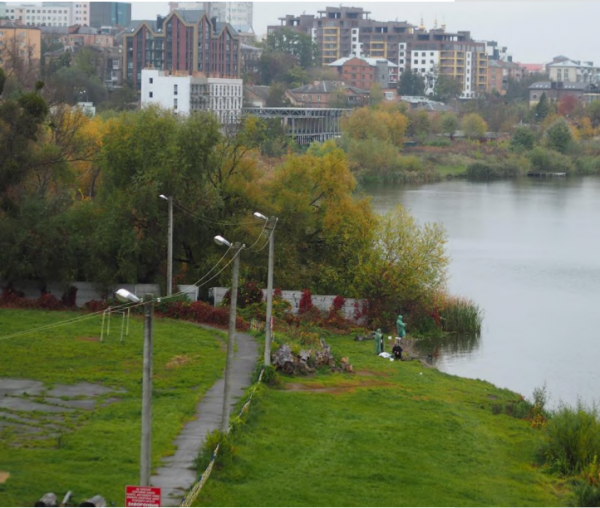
[396,315,406,339]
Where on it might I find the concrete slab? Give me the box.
[47,382,125,398]
[150,329,258,507]
[0,398,74,413]
[0,378,45,397]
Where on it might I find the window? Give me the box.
[149,91,153,98]
[174,98,178,109]
[174,84,178,95]
[149,77,153,84]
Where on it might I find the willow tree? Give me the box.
[353,205,449,329]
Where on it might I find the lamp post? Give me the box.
[115,289,153,486]
[253,212,277,366]
[159,195,173,296]
[214,235,243,433]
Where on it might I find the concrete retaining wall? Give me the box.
[209,287,367,321]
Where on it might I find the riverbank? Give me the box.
[192,333,569,507]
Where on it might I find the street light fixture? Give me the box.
[115,289,154,486]
[159,194,174,296]
[214,235,243,432]
[254,212,277,367]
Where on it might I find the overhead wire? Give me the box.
[0,213,269,342]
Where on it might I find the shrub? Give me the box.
[539,400,600,475]
[424,138,452,148]
[572,481,600,508]
[298,289,314,314]
[528,146,576,174]
[440,296,483,335]
[221,281,264,309]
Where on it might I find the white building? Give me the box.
[548,59,600,84]
[168,2,252,27]
[3,2,90,26]
[141,69,243,124]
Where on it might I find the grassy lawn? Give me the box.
[0,308,226,506]
[435,164,467,177]
[194,336,567,507]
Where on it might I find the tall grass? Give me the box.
[539,400,600,475]
[440,296,483,335]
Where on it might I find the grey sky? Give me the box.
[130,1,599,64]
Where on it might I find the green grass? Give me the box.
[193,337,567,507]
[0,308,226,506]
[435,164,466,176]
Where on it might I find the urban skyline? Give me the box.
[129,1,600,64]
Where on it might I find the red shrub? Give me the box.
[299,289,313,314]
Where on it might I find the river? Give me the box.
[365,177,600,409]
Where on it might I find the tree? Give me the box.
[266,83,290,107]
[369,83,383,107]
[263,142,377,294]
[432,74,462,103]
[461,113,488,139]
[440,112,459,138]
[558,94,578,117]
[397,70,425,96]
[353,205,448,329]
[585,100,600,128]
[534,92,550,122]
[341,106,408,147]
[262,28,318,70]
[510,126,535,151]
[544,118,573,154]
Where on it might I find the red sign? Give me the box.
[125,485,161,507]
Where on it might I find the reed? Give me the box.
[440,295,483,335]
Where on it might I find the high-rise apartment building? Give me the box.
[268,6,488,99]
[168,2,252,27]
[123,9,241,90]
[89,2,131,28]
[3,2,90,26]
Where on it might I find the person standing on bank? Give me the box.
[396,315,406,340]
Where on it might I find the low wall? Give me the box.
[209,287,366,321]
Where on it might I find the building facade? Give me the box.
[141,68,243,123]
[268,7,487,99]
[547,59,599,84]
[89,2,131,28]
[0,21,41,69]
[123,10,241,90]
[168,2,252,27]
[3,2,90,26]
[328,55,398,89]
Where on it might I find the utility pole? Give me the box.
[264,217,277,366]
[140,294,154,485]
[221,243,242,433]
[166,196,173,296]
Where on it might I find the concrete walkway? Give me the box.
[151,328,258,506]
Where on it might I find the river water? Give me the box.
[365,177,600,409]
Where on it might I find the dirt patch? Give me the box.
[76,336,101,342]
[487,394,499,400]
[0,471,9,483]
[166,355,191,370]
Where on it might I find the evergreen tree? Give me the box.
[535,92,550,122]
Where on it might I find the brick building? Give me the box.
[123,9,240,90]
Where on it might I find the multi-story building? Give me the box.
[0,20,41,69]
[168,2,252,27]
[141,68,243,123]
[123,10,241,90]
[89,2,131,28]
[547,58,600,84]
[268,7,487,99]
[328,55,398,89]
[286,80,369,108]
[40,24,114,48]
[3,2,90,26]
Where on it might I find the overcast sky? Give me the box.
[130,1,599,64]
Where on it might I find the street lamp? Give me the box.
[115,289,153,486]
[214,235,243,432]
[159,195,173,296]
[253,212,277,367]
